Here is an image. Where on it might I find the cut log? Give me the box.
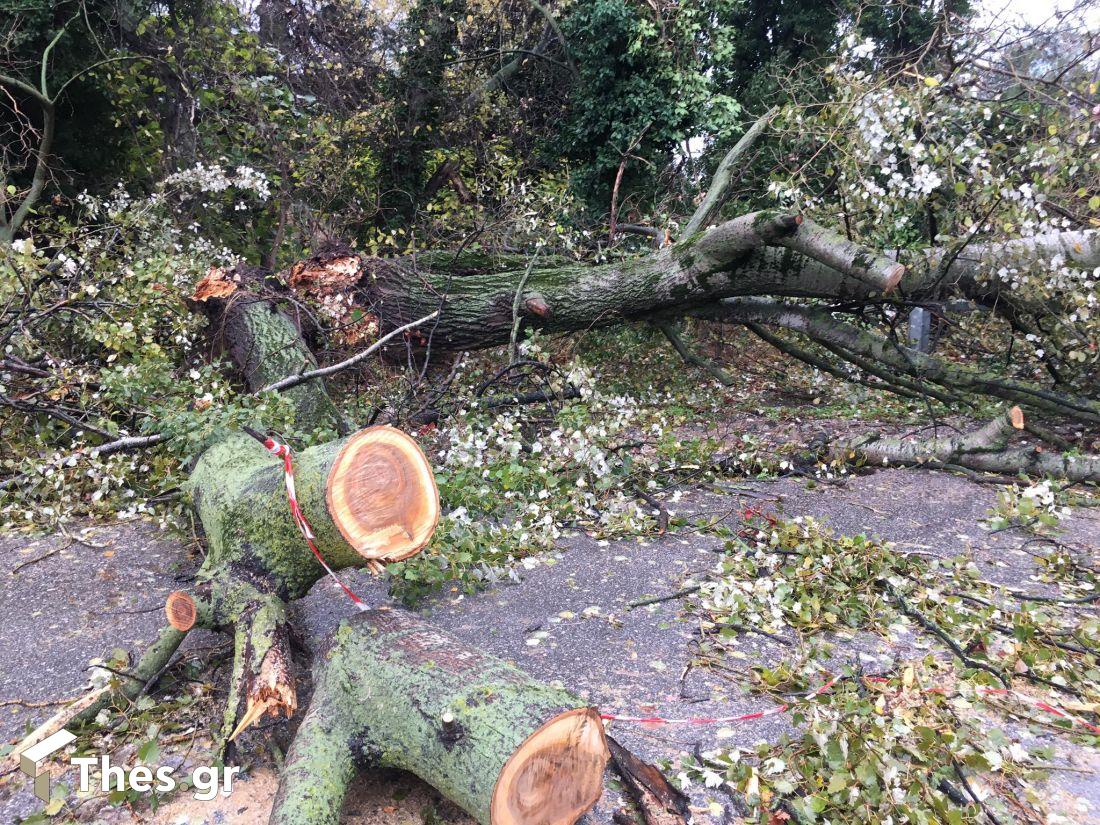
[271,608,610,825]
[327,426,440,561]
[186,425,439,599]
[165,591,197,631]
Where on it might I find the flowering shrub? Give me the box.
[766,18,1099,392]
[0,177,318,533]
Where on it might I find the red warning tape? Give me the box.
[244,428,368,611]
[971,686,1100,734]
[238,429,1099,737]
[600,675,1100,734]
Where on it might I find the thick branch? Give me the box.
[778,218,905,293]
[683,107,777,237]
[834,408,1100,483]
[705,298,1100,423]
[655,321,736,386]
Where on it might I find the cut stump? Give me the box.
[327,425,440,562]
[165,591,197,631]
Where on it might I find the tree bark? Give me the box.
[301,211,911,353]
[832,406,1100,483]
[188,424,438,601]
[271,608,609,825]
[291,221,1096,358]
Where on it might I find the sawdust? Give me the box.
[151,767,474,824]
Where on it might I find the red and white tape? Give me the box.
[600,676,1099,734]
[254,431,368,611]
[242,430,1098,736]
[973,686,1100,734]
[599,677,838,725]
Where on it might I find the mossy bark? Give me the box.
[271,609,607,825]
[351,225,1098,354]
[186,432,375,600]
[360,221,885,352]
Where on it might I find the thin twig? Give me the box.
[881,579,1009,687]
[11,546,60,573]
[628,585,700,610]
[259,311,439,394]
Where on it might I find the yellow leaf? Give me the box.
[923,76,939,87]
[746,771,761,800]
[902,665,915,689]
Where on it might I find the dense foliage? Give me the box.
[2,1,1099,823]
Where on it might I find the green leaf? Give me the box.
[137,738,161,764]
[44,798,65,816]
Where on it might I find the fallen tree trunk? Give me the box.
[292,211,907,353]
[287,226,1096,355]
[189,424,439,598]
[277,220,1098,427]
[271,608,609,825]
[832,406,1100,483]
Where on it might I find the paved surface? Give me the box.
[0,523,205,822]
[1,470,1098,823]
[0,523,204,742]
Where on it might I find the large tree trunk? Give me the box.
[188,425,440,600]
[294,212,910,352]
[271,609,609,825]
[293,223,1098,354]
